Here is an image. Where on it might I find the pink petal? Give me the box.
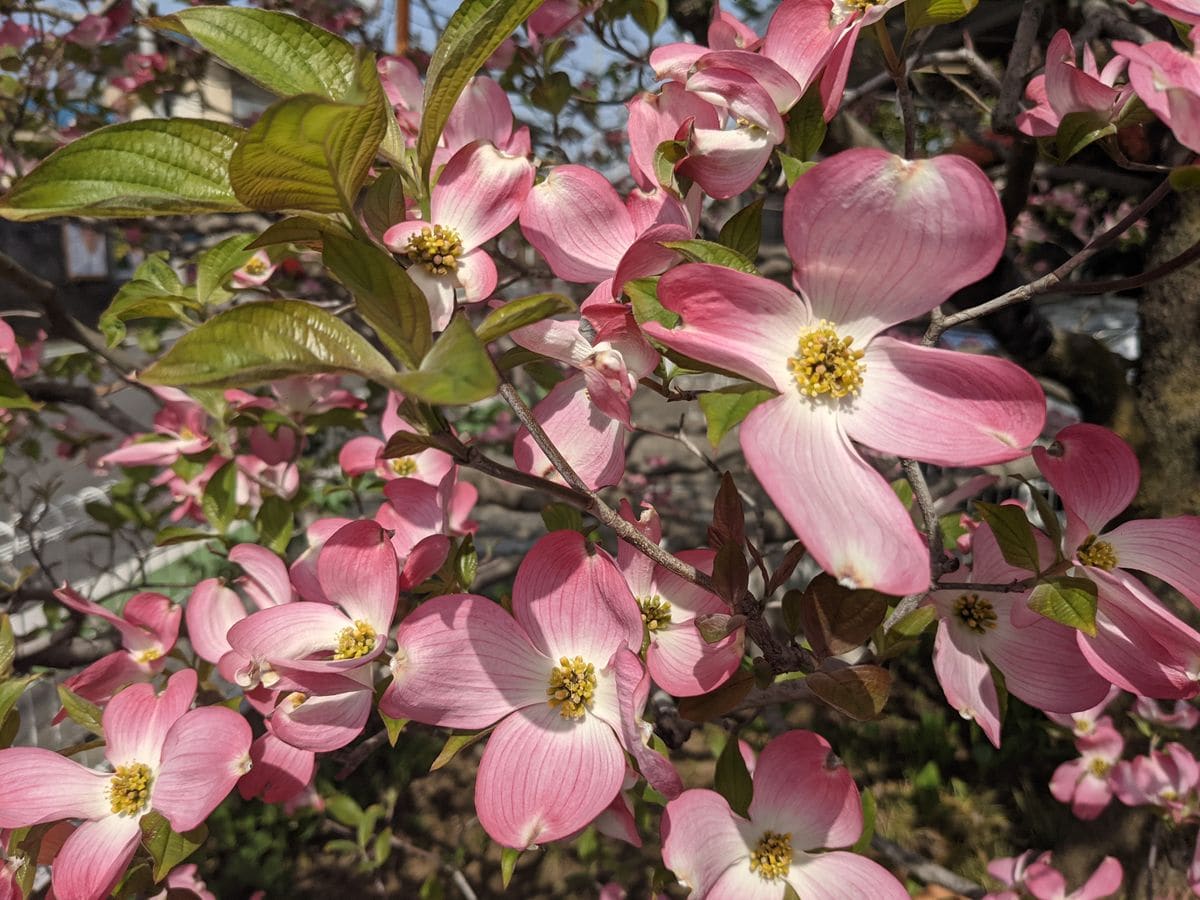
[848,338,1046,466]
[122,593,181,649]
[381,594,549,728]
[1076,857,1123,900]
[785,850,910,900]
[378,476,449,559]
[934,620,1002,746]
[1025,862,1069,900]
[455,248,498,305]
[270,684,373,752]
[1070,773,1114,820]
[400,534,452,590]
[431,141,534,250]
[784,149,1006,339]
[475,703,626,848]
[616,500,660,599]
[1032,424,1138,550]
[761,0,843,92]
[685,66,785,137]
[288,517,353,603]
[628,84,722,189]
[818,23,860,120]
[519,165,634,282]
[1106,517,1200,609]
[509,316,591,365]
[1045,30,1123,120]
[229,543,296,608]
[649,611,743,698]
[338,435,384,477]
[679,125,776,199]
[0,749,111,827]
[661,789,747,897]
[316,520,399,631]
[1016,75,1061,137]
[748,731,863,850]
[51,815,141,900]
[511,531,643,663]
[742,397,931,595]
[645,263,807,390]
[103,669,197,768]
[226,603,359,687]
[59,652,155,712]
[152,707,252,831]
[1050,758,1087,804]
[54,586,151,650]
[512,374,626,490]
[610,222,690,296]
[441,77,514,158]
[607,647,682,799]
[185,580,245,665]
[648,43,708,83]
[238,729,315,804]
[695,50,802,113]
[406,264,458,331]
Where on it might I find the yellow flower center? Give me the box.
[639,595,672,633]
[954,593,998,634]
[845,0,886,8]
[787,320,865,400]
[406,224,464,275]
[749,830,793,881]
[109,762,153,816]
[1088,757,1112,778]
[390,456,417,477]
[333,620,377,660]
[134,647,162,664]
[286,691,308,708]
[243,257,268,276]
[547,655,596,719]
[1077,535,1118,571]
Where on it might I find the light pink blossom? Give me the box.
[337,391,453,485]
[1134,696,1200,730]
[1049,721,1124,820]
[1111,743,1200,819]
[0,671,250,900]
[661,730,906,899]
[642,149,1045,594]
[1115,31,1200,153]
[1016,30,1132,138]
[1024,855,1123,900]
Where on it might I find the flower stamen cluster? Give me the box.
[639,595,672,633]
[109,762,153,816]
[405,225,464,275]
[389,456,417,477]
[1077,535,1118,571]
[547,655,596,719]
[787,321,865,400]
[955,593,998,634]
[749,830,793,881]
[333,620,377,660]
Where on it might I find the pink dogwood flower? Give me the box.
[1134,696,1200,730]
[1049,721,1124,819]
[383,141,534,328]
[99,387,213,469]
[231,250,276,287]
[1111,742,1200,819]
[380,530,679,849]
[53,587,180,714]
[615,502,744,697]
[661,730,906,899]
[337,391,453,485]
[434,76,531,171]
[927,523,1111,747]
[1016,30,1133,138]
[1115,31,1200,154]
[1024,856,1123,900]
[0,670,250,900]
[642,149,1045,595]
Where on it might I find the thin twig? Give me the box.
[902,459,946,578]
[993,0,1047,134]
[871,835,986,898]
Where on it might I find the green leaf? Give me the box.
[430,728,491,771]
[56,684,104,736]
[785,86,826,161]
[0,709,18,750]
[323,233,432,368]
[229,56,388,215]
[140,811,207,882]
[717,198,765,261]
[248,216,338,249]
[141,300,396,389]
[1054,110,1117,163]
[974,502,1041,575]
[392,313,499,405]
[418,0,546,186]
[155,526,214,547]
[476,293,575,345]
[500,846,520,889]
[149,7,358,99]
[904,0,979,28]
[379,711,408,747]
[0,676,35,725]
[698,383,777,447]
[888,605,937,639]
[625,277,679,330]
[325,793,365,827]
[714,732,754,818]
[201,460,239,533]
[1028,575,1098,637]
[1170,164,1200,193]
[255,495,293,554]
[632,0,669,35]
[0,119,247,221]
[361,168,407,240]
[806,665,892,720]
[541,502,584,534]
[196,233,258,305]
[777,152,816,187]
[530,71,572,115]
[100,253,198,346]
[661,239,758,274]
[0,613,13,680]
[0,361,38,411]
[851,789,877,854]
[653,138,692,199]
[1018,477,1064,556]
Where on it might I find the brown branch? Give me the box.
[1056,235,1200,296]
[992,0,1047,135]
[21,380,145,434]
[871,835,986,898]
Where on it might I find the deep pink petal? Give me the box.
[270,684,372,752]
[238,730,315,804]
[679,125,776,199]
[645,263,807,390]
[611,222,689,295]
[229,543,296,609]
[648,42,708,83]
[742,397,930,595]
[1032,424,1138,549]
[608,647,682,799]
[226,603,359,688]
[103,669,197,768]
[695,50,802,112]
[0,749,111,827]
[661,789,747,897]
[1045,30,1123,120]
[378,477,449,560]
[1071,773,1114,820]
[512,374,626,490]
[288,516,352,604]
[59,652,155,713]
[785,850,909,900]
[185,579,246,665]
[338,435,384,477]
[400,534,452,590]
[848,338,1046,466]
[1106,517,1200,609]
[616,500,660,599]
[475,703,625,848]
[152,707,252,831]
[51,815,141,900]
[1050,758,1087,805]
[685,66,785,137]
[382,594,548,728]
[316,520,399,631]
[511,531,643,663]
[1016,75,1061,137]
[432,141,533,249]
[54,586,150,650]
[784,149,1005,338]
[761,0,842,91]
[628,84,722,188]
[934,620,1002,746]
[1075,857,1123,899]
[519,165,634,282]
[122,593,181,649]
[454,248,498,305]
